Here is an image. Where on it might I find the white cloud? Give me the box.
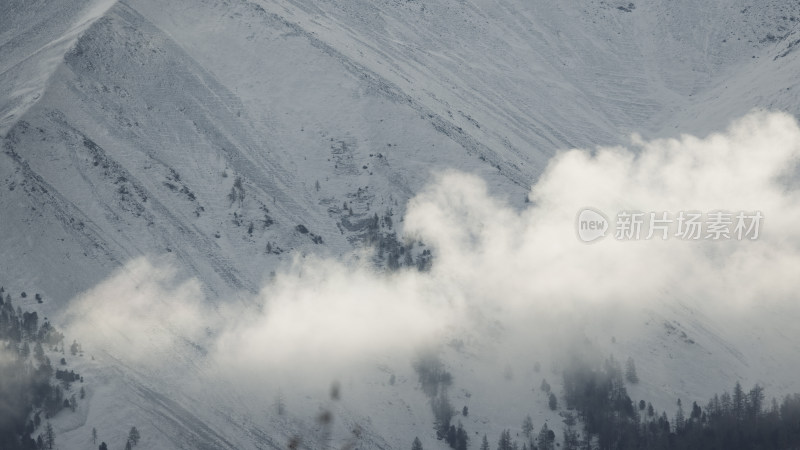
[61,111,800,398]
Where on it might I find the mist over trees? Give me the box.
[559,351,800,449]
[414,352,472,449]
[415,346,798,450]
[0,288,84,449]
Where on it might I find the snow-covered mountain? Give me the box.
[3,0,800,449]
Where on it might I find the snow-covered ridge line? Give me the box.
[0,0,118,136]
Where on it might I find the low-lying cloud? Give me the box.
[60,111,800,401]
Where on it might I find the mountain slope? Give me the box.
[4,0,800,299]
[3,0,800,449]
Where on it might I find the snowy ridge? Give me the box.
[0,0,118,135]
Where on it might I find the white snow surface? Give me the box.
[3,0,800,449]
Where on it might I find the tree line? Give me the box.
[0,287,86,449]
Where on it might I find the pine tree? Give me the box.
[45,422,55,449]
[99,442,108,450]
[497,429,512,450]
[412,436,423,450]
[548,392,558,410]
[128,426,141,446]
[748,384,764,419]
[480,435,489,450]
[34,341,45,362]
[275,394,286,415]
[522,415,534,438]
[537,424,554,450]
[455,422,468,450]
[432,393,455,435]
[562,413,579,450]
[625,357,639,384]
[733,381,745,421]
[720,390,732,415]
[675,399,685,432]
[92,427,97,445]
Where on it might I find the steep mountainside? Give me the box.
[3,0,800,449]
[4,0,800,299]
